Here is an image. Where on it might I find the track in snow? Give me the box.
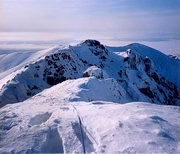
[72,106,96,153]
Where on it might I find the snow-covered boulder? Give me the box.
[83,66,108,79]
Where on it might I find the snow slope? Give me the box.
[0,77,180,153]
[0,39,179,106]
[0,46,61,80]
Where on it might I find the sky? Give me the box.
[0,0,180,55]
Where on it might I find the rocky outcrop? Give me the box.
[121,49,180,105]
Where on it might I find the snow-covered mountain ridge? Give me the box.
[0,39,180,107]
[1,40,180,153]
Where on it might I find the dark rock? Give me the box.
[126,49,132,55]
[48,60,53,65]
[139,87,154,99]
[137,75,142,79]
[26,90,32,96]
[83,72,90,78]
[45,55,50,59]
[61,53,71,60]
[24,65,28,69]
[157,86,166,99]
[118,70,123,78]
[124,57,129,62]
[100,56,106,61]
[100,44,105,50]
[31,86,38,90]
[100,63,104,68]
[72,67,76,71]
[83,39,101,47]
[47,76,54,85]
[35,65,40,70]
[59,76,66,83]
[91,49,100,56]
[51,54,59,61]
[34,73,39,78]
[54,63,58,68]
[144,57,152,74]
[160,77,167,88]
[168,54,179,59]
[54,73,58,77]
[151,72,160,84]
[80,59,87,64]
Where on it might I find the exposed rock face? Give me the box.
[0,40,179,107]
[121,49,180,105]
[43,49,83,85]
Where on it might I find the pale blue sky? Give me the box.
[0,0,180,54]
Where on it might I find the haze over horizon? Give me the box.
[0,0,180,55]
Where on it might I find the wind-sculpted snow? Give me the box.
[0,81,180,153]
[0,39,180,107]
[83,66,109,79]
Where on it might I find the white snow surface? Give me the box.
[0,77,180,153]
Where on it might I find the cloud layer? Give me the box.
[0,0,180,54]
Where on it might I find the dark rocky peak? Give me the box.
[80,39,106,50]
[78,39,109,64]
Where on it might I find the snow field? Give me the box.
[0,77,180,153]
